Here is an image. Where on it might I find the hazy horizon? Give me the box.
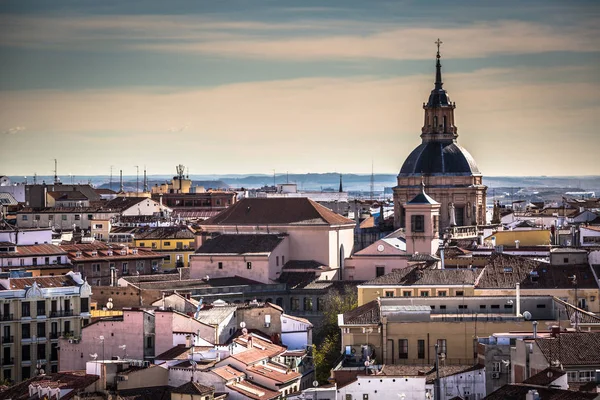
[1,1,599,176]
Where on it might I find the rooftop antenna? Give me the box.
[53,159,59,184]
[119,170,124,193]
[273,169,276,187]
[143,167,148,192]
[370,159,374,200]
[339,173,343,193]
[134,165,139,196]
[110,166,114,191]
[176,164,185,193]
[33,173,37,185]
[186,166,189,179]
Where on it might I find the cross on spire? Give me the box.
[435,38,443,58]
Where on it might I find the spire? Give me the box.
[339,173,343,193]
[434,38,443,90]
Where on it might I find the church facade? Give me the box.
[394,42,487,230]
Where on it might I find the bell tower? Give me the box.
[405,181,441,256]
[421,39,457,143]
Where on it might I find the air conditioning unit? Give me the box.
[491,372,500,379]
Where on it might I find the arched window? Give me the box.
[433,116,438,128]
[443,115,447,132]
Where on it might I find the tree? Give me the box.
[313,285,358,384]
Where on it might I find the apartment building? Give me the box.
[0,271,91,383]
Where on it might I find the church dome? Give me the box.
[399,141,480,176]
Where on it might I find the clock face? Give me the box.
[377,244,385,252]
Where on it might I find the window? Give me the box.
[411,215,425,233]
[163,255,171,263]
[376,266,385,277]
[290,297,299,311]
[418,340,425,359]
[579,371,594,382]
[433,215,439,233]
[504,304,513,309]
[44,257,50,265]
[567,371,578,382]
[247,262,252,270]
[37,301,45,317]
[403,291,412,297]
[437,339,447,355]
[276,256,279,267]
[48,215,54,221]
[456,291,464,296]
[282,256,285,265]
[491,304,500,309]
[384,291,394,298]
[480,305,487,309]
[33,258,38,266]
[492,362,501,373]
[81,298,89,313]
[87,214,93,220]
[122,262,128,273]
[22,302,31,318]
[317,298,325,311]
[22,366,31,379]
[92,263,101,273]
[398,339,408,359]
[420,291,429,297]
[458,304,467,309]
[139,242,145,247]
[218,262,223,269]
[34,215,40,221]
[37,343,46,359]
[62,215,67,221]
[22,324,30,339]
[163,241,171,246]
[303,297,313,311]
[22,215,28,221]
[74,215,81,220]
[438,291,447,297]
[564,257,569,263]
[363,395,369,400]
[146,336,153,349]
[345,395,352,400]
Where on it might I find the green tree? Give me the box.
[313,285,358,384]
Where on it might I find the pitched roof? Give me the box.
[483,384,598,400]
[476,253,598,289]
[47,190,89,201]
[361,266,479,287]
[171,381,214,395]
[104,196,152,211]
[277,271,318,289]
[342,300,380,325]
[201,197,355,226]
[247,362,301,384]
[535,332,600,366]
[117,386,173,400]
[226,380,280,400]
[282,260,327,270]
[0,243,67,258]
[522,367,566,386]
[1,275,79,290]
[212,365,245,381]
[0,371,98,400]
[155,344,190,360]
[195,234,285,255]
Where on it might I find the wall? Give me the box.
[190,255,271,284]
[117,365,169,390]
[154,311,215,357]
[439,368,486,400]
[486,230,551,247]
[59,310,149,371]
[475,288,600,313]
[358,284,475,307]
[237,305,283,340]
[121,199,163,216]
[337,375,426,400]
[0,228,53,245]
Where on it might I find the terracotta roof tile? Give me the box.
[522,367,566,386]
[342,300,380,325]
[171,381,214,395]
[195,234,285,254]
[201,198,354,226]
[212,365,245,381]
[226,380,280,400]
[535,332,600,366]
[484,384,597,400]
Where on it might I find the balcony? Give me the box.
[0,314,14,321]
[50,310,73,318]
[50,332,59,340]
[446,225,479,239]
[2,336,14,344]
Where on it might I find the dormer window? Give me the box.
[121,250,127,256]
[132,249,138,255]
[91,251,97,257]
[76,251,82,258]
[107,250,113,256]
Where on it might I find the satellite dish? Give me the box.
[90,353,98,360]
[312,381,319,387]
[99,335,105,341]
[364,361,370,367]
[240,322,246,328]
[523,311,532,320]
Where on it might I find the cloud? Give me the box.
[1,14,598,60]
[2,126,26,135]
[0,65,598,175]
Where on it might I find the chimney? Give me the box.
[516,283,521,317]
[440,246,445,270]
[532,321,538,339]
[515,240,520,249]
[551,325,560,338]
[247,336,253,349]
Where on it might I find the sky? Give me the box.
[0,0,599,177]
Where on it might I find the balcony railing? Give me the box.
[50,310,73,318]
[447,225,479,239]
[1,357,14,365]
[1,336,14,344]
[0,314,14,321]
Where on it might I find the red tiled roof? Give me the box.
[155,344,189,360]
[535,332,600,366]
[201,198,355,226]
[247,363,301,384]
[212,365,245,381]
[61,243,162,261]
[226,380,280,400]
[1,243,67,258]
[1,275,78,290]
[0,371,98,400]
